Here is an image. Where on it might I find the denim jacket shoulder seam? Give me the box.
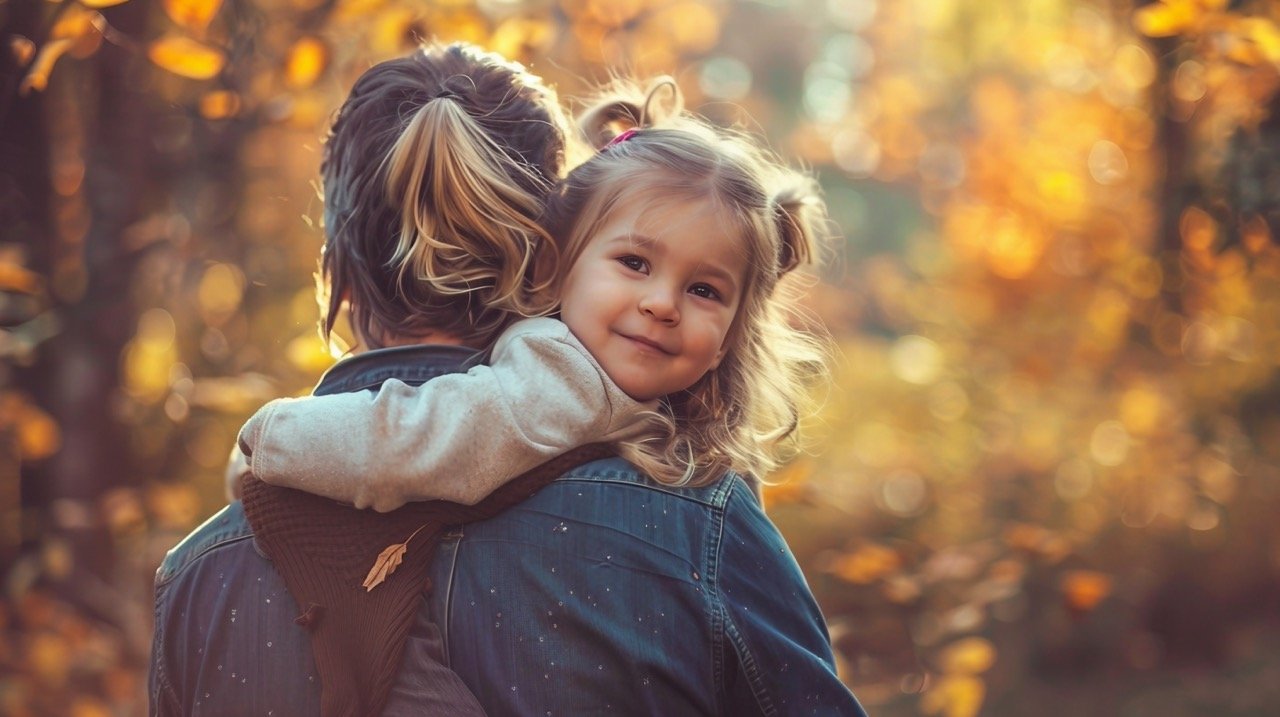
[553,476,723,507]
[155,533,256,587]
[554,468,745,509]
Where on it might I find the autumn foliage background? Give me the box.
[3,0,1280,715]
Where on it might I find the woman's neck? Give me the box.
[350,328,470,355]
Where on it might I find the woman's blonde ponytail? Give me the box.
[381,95,558,342]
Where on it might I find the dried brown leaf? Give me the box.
[363,542,407,592]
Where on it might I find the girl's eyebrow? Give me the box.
[697,263,739,294]
[608,233,661,251]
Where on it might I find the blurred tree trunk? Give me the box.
[0,0,54,563]
[1147,33,1193,318]
[4,2,150,598]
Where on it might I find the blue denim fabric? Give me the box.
[150,343,863,716]
[149,345,477,716]
[149,502,321,716]
[395,459,865,716]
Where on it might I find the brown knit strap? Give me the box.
[242,443,615,717]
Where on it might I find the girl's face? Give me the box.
[558,194,748,401]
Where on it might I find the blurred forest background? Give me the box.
[2,0,1279,714]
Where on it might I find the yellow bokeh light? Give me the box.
[148,36,226,80]
[985,215,1045,279]
[285,37,329,89]
[162,0,224,34]
[1179,206,1217,252]
[122,309,178,403]
[938,636,996,675]
[1089,420,1130,466]
[197,263,245,327]
[1119,385,1163,435]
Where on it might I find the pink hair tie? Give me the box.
[606,128,638,148]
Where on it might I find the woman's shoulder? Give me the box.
[553,455,756,510]
[155,502,255,587]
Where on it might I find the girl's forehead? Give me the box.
[605,189,739,234]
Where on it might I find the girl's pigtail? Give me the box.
[577,76,683,148]
[770,174,824,277]
[382,95,559,335]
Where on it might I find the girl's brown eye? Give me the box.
[618,256,647,272]
[690,284,721,301]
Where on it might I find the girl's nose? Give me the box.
[639,289,680,324]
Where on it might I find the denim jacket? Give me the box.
[150,344,864,716]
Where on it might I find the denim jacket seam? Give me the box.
[150,580,181,714]
[715,480,777,716]
[552,473,745,510]
[706,478,728,715]
[553,476,717,504]
[155,533,256,588]
[437,527,463,664]
[723,611,776,716]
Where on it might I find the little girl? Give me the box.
[237,78,829,514]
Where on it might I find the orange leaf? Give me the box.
[363,542,407,592]
[284,36,328,89]
[16,404,61,461]
[148,36,225,80]
[1133,1,1196,38]
[51,7,101,41]
[1061,570,1112,613]
[1243,17,1280,65]
[163,0,224,34]
[199,89,241,119]
[19,39,72,96]
[829,543,901,584]
[0,259,41,293]
[8,35,35,67]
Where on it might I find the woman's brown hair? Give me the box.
[320,43,572,349]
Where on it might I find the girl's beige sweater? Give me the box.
[236,318,655,512]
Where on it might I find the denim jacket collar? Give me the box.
[313,344,481,396]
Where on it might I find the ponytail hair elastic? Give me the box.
[605,128,638,149]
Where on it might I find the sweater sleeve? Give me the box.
[237,318,655,512]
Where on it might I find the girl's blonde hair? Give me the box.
[542,78,832,487]
[321,43,573,348]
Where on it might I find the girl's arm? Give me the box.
[237,318,654,512]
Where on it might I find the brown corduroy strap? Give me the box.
[241,443,615,717]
